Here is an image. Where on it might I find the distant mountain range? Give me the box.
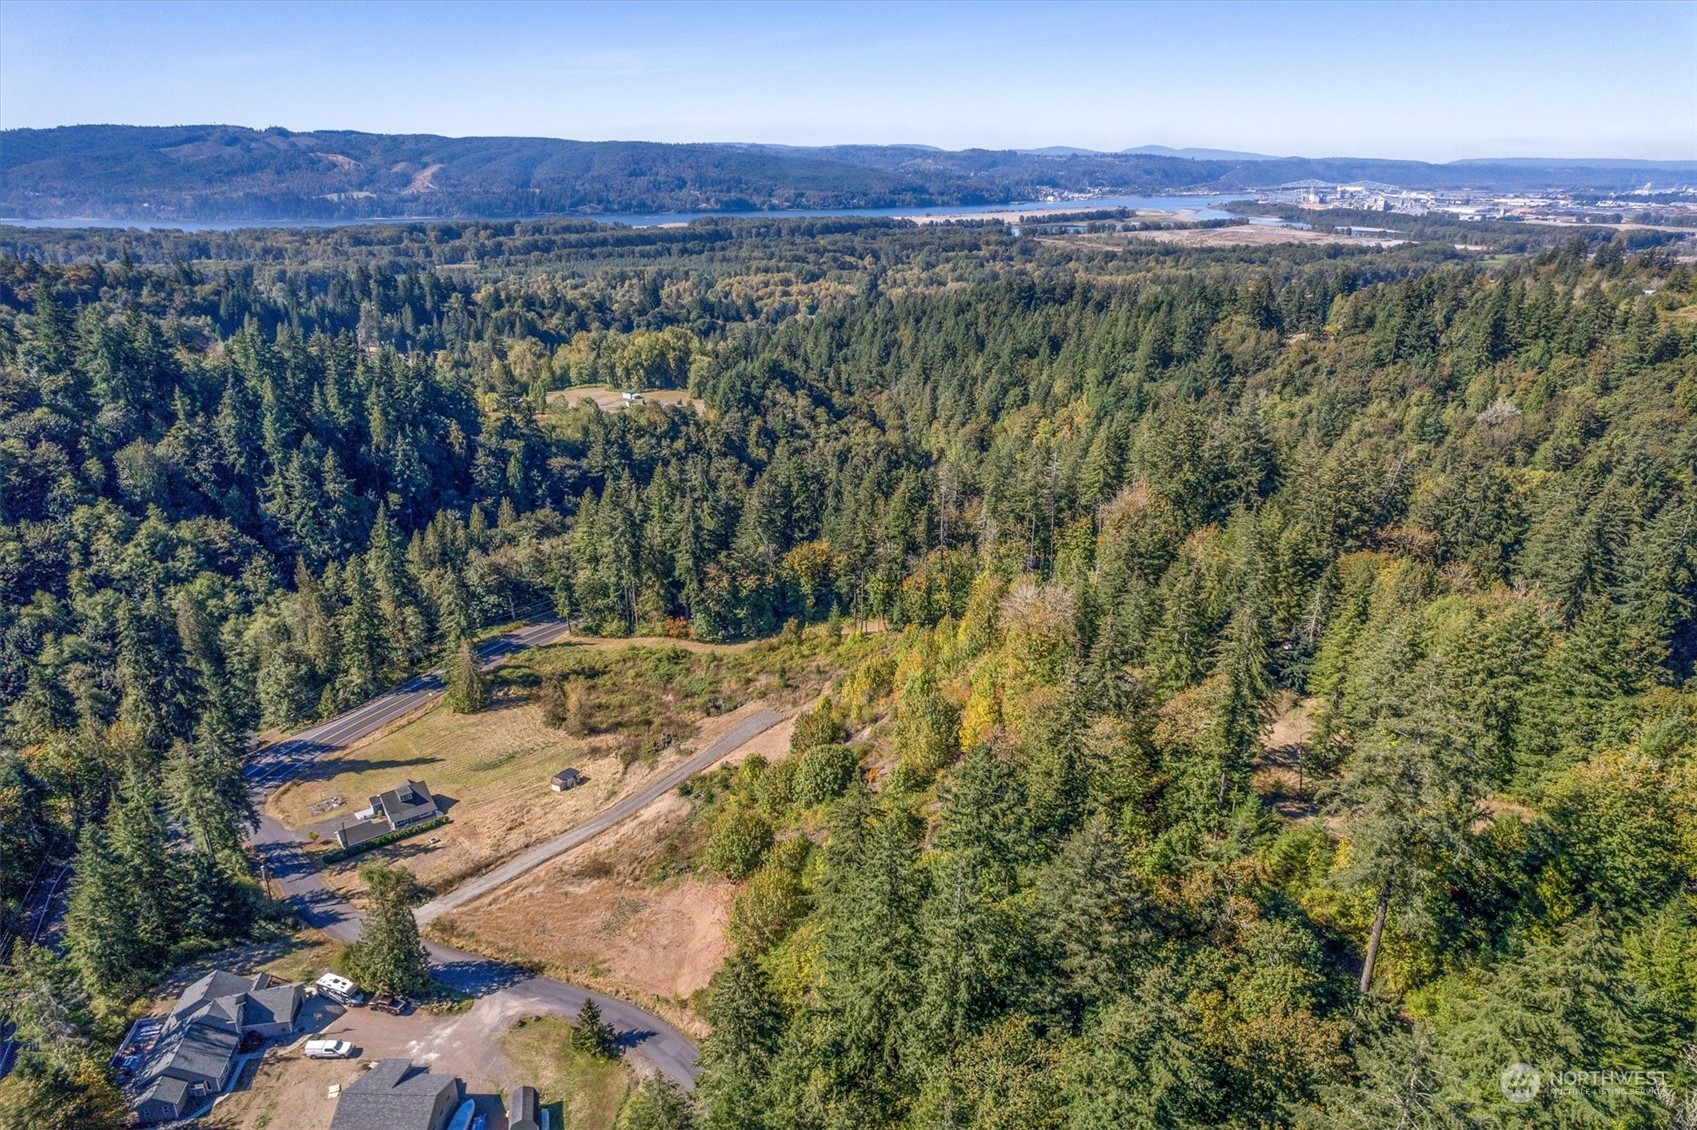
[3,125,1692,223]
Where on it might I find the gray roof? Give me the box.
[374,780,439,828]
[168,969,301,1032]
[139,1075,191,1106]
[245,983,304,1027]
[509,1084,540,1129]
[329,1058,461,1130]
[338,818,393,848]
[136,1074,193,1121]
[141,1016,239,1086]
[134,968,302,1110]
[175,970,262,1018]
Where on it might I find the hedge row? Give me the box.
[321,815,450,863]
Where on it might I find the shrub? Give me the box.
[616,1073,696,1130]
[727,841,810,952]
[321,815,449,863]
[706,802,773,879]
[542,675,591,734]
[790,700,846,754]
[792,743,860,807]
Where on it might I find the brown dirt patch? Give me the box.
[431,794,733,1037]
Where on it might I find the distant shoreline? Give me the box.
[0,194,1255,233]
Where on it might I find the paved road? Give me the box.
[0,860,72,1077]
[246,620,776,1087]
[415,709,783,924]
[246,620,575,788]
[250,811,704,1085]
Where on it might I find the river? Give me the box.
[0,194,1254,233]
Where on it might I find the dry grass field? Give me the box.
[270,630,879,904]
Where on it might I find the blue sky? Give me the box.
[2,0,1693,160]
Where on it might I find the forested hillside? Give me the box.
[4,124,1694,221]
[0,217,1694,1127]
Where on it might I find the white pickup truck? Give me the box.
[304,1039,356,1059]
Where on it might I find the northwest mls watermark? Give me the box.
[1500,1062,1669,1104]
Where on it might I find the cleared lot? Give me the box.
[268,634,863,903]
[545,385,706,414]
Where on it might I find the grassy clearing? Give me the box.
[500,1016,633,1130]
[272,628,887,899]
[544,385,706,414]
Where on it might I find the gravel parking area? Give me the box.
[207,995,522,1130]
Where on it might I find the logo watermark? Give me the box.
[1499,1062,1669,1105]
[1500,1063,1540,1104]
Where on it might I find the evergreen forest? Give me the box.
[0,216,1694,1128]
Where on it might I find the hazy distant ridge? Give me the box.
[3,125,1692,222]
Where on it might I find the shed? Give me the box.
[550,768,584,792]
[508,1085,541,1130]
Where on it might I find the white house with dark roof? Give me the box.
[335,779,441,849]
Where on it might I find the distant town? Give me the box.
[1258,178,1697,226]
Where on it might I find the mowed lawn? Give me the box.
[268,630,879,898]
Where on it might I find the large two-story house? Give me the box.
[131,970,303,1124]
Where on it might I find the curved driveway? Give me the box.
[246,619,719,1086]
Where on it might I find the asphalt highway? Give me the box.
[245,619,576,788]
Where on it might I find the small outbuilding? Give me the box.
[508,1085,541,1130]
[550,768,584,792]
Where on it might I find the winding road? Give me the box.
[246,619,780,1087]
[244,619,577,789]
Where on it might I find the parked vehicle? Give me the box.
[370,993,410,1016]
[304,1039,356,1059]
[447,1099,478,1130]
[313,973,366,1005]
